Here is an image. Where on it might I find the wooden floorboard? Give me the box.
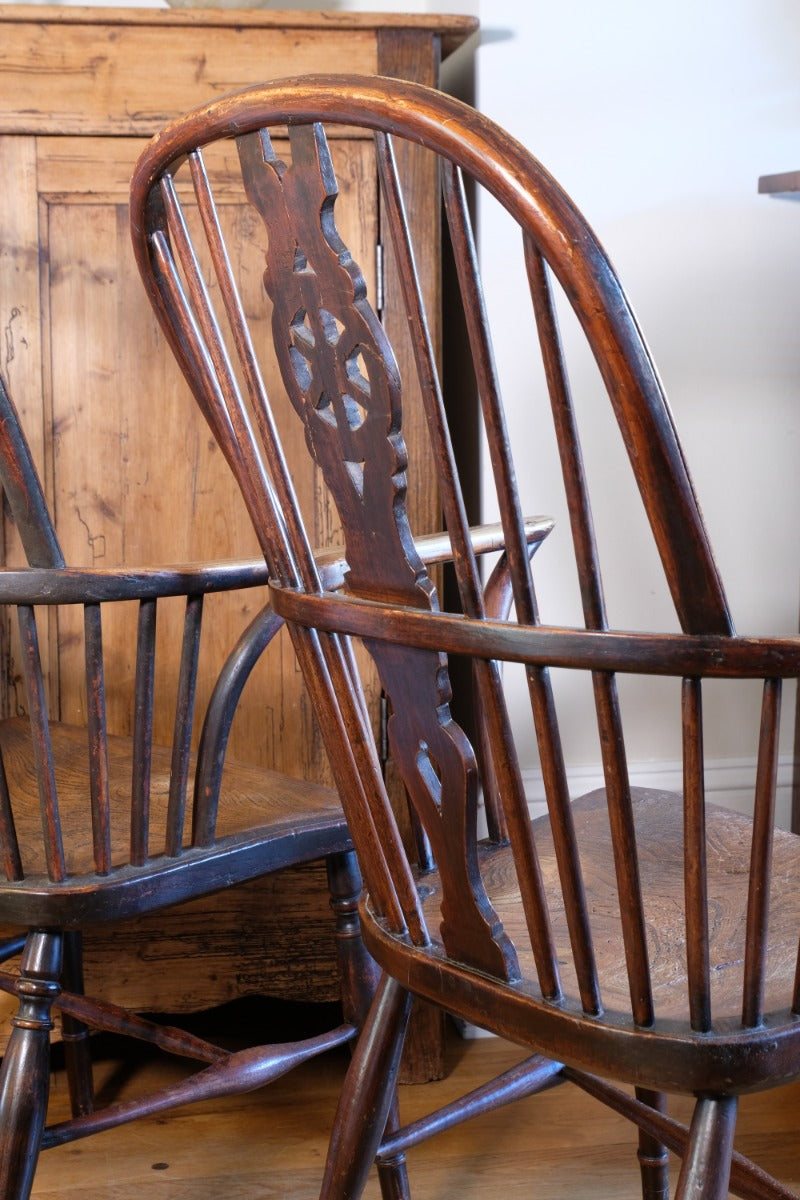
[29,1017,800,1198]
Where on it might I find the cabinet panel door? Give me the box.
[7,134,379,784]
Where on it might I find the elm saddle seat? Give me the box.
[0,370,387,1198]
[131,74,800,1200]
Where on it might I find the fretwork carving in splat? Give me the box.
[238,125,518,980]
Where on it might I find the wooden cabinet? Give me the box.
[0,5,476,1044]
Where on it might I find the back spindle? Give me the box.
[742,676,781,1027]
[682,676,711,1032]
[0,751,23,883]
[130,597,157,866]
[17,605,65,883]
[380,133,553,992]
[83,602,111,876]
[166,593,204,856]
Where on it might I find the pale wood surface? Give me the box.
[0,11,467,1059]
[0,7,477,136]
[0,6,452,787]
[24,1026,800,1198]
[0,8,459,773]
[0,22,377,136]
[0,5,477,38]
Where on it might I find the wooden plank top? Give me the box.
[0,5,478,56]
[0,6,478,136]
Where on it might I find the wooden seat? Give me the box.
[0,716,348,904]
[0,372,383,1198]
[130,74,800,1200]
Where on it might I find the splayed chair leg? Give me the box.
[675,1094,738,1200]
[326,853,411,1200]
[320,973,413,1200]
[0,930,62,1200]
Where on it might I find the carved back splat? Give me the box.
[237,124,517,980]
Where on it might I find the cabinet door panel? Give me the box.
[35,136,378,781]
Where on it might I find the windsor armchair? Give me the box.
[0,370,391,1199]
[131,75,800,1200]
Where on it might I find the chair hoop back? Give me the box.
[130,77,800,1083]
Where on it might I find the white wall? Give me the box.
[459,0,800,822]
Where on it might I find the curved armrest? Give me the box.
[269,585,800,681]
[482,517,554,621]
[0,558,270,605]
[312,516,554,592]
[411,515,554,568]
[0,518,552,606]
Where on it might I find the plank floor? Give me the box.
[29,1011,800,1199]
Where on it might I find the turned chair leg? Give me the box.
[326,852,411,1200]
[0,930,62,1200]
[374,1099,412,1200]
[326,850,381,1029]
[61,930,95,1117]
[636,1087,670,1200]
[674,1094,738,1200]
[319,973,413,1200]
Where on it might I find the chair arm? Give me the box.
[312,516,554,592]
[268,586,800,681]
[0,559,270,605]
[0,518,552,606]
[481,517,554,621]
[411,516,554,568]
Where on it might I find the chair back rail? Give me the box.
[129,74,794,1042]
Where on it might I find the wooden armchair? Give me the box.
[0,370,389,1198]
[131,74,800,1200]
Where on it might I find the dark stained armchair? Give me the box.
[131,74,800,1200]
[0,370,390,1198]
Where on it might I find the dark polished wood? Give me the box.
[0,372,389,1198]
[131,73,800,1200]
